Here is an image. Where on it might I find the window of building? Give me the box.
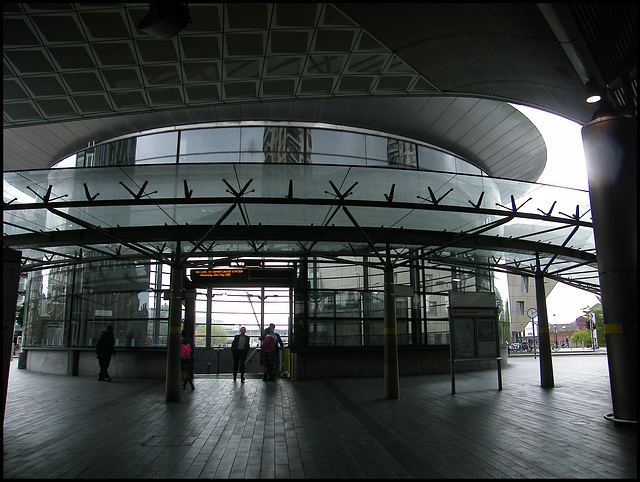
[521,276,528,293]
[516,300,524,315]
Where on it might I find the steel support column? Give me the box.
[383,255,399,399]
[3,248,21,422]
[535,265,554,388]
[582,111,637,423]
[165,243,183,403]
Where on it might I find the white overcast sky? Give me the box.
[513,104,600,326]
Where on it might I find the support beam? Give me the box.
[165,242,183,403]
[383,254,399,399]
[582,110,637,423]
[3,248,22,423]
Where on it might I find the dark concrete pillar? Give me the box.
[582,111,637,422]
[535,269,554,388]
[165,245,183,403]
[384,263,399,399]
[3,249,21,422]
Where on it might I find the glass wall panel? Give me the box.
[310,291,335,317]
[455,157,482,175]
[397,320,412,345]
[335,291,360,317]
[179,127,241,163]
[364,291,384,317]
[23,266,70,347]
[262,126,311,164]
[313,259,362,290]
[67,124,488,174]
[368,266,384,291]
[365,320,384,345]
[309,129,366,166]
[95,138,137,166]
[308,321,334,346]
[194,289,208,348]
[418,145,456,172]
[365,134,389,164]
[23,259,168,348]
[240,127,265,158]
[135,132,178,164]
[387,139,417,168]
[336,320,361,346]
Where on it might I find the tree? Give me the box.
[212,323,232,347]
[570,329,592,346]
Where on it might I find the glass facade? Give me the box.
[21,253,504,350]
[24,257,168,348]
[66,122,487,176]
[14,122,591,352]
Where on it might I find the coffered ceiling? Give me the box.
[3,3,636,176]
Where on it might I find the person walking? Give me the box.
[231,326,250,382]
[181,330,195,390]
[96,325,116,381]
[260,327,278,381]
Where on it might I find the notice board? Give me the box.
[448,291,502,393]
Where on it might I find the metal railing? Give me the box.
[204,348,223,374]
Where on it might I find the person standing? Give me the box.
[96,325,116,382]
[181,330,195,390]
[260,327,278,381]
[231,326,250,382]
[268,323,285,373]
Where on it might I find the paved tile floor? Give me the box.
[3,353,636,479]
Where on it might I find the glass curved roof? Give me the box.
[4,159,598,293]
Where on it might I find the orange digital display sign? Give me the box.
[189,267,295,287]
[191,269,245,278]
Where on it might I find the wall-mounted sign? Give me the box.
[95,310,113,317]
[189,268,295,287]
[192,269,246,279]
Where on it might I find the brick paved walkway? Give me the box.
[3,353,636,478]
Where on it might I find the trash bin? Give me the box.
[17,351,27,369]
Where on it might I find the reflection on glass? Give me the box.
[23,259,167,348]
[179,128,241,163]
[63,123,491,177]
[136,132,178,164]
[418,145,456,172]
[263,126,311,164]
[387,139,417,168]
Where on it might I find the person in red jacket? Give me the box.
[181,330,195,390]
[260,326,278,381]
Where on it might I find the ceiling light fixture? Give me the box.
[584,79,602,104]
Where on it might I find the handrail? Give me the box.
[245,347,259,364]
[204,348,223,374]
